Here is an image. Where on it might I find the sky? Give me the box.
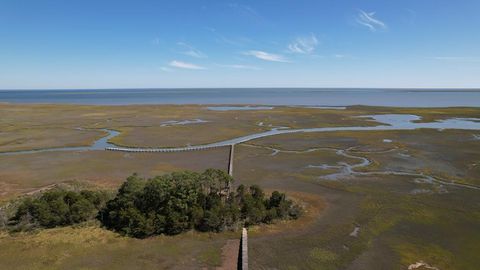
[1,0,479,89]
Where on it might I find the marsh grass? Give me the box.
[1,104,480,269]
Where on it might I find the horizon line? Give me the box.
[1,87,480,91]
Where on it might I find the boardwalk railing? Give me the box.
[228,144,234,176]
[105,144,230,153]
[239,227,248,270]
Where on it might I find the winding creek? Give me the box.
[244,144,480,191]
[105,114,480,152]
[1,114,480,190]
[0,129,119,156]
[2,114,480,155]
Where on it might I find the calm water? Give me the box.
[1,88,480,107]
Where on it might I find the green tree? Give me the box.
[11,189,109,229]
[98,169,302,238]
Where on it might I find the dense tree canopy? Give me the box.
[11,189,109,229]
[99,169,302,238]
[10,169,302,238]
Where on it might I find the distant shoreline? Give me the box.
[1,87,480,92]
[1,88,480,107]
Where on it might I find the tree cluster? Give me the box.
[10,190,109,230]
[9,169,302,238]
[99,169,302,238]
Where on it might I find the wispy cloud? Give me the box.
[227,2,272,26]
[431,56,480,62]
[177,42,207,58]
[205,27,253,47]
[243,50,289,63]
[288,34,319,54]
[159,67,173,72]
[356,10,387,32]
[333,54,346,58]
[169,60,206,70]
[228,3,261,20]
[217,64,261,70]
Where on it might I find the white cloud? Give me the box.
[243,50,289,62]
[356,10,387,32]
[177,42,207,58]
[288,34,319,54]
[217,64,261,70]
[169,60,206,70]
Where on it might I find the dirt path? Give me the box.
[216,239,240,270]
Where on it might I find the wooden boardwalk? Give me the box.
[107,143,236,177]
[107,144,246,269]
[239,228,248,270]
[228,144,234,176]
[106,144,227,153]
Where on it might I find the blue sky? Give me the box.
[1,0,479,89]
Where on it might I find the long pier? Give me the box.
[102,117,480,155]
[239,228,248,270]
[228,144,234,176]
[105,144,228,153]
[107,143,236,177]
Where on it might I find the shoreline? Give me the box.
[1,102,480,109]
